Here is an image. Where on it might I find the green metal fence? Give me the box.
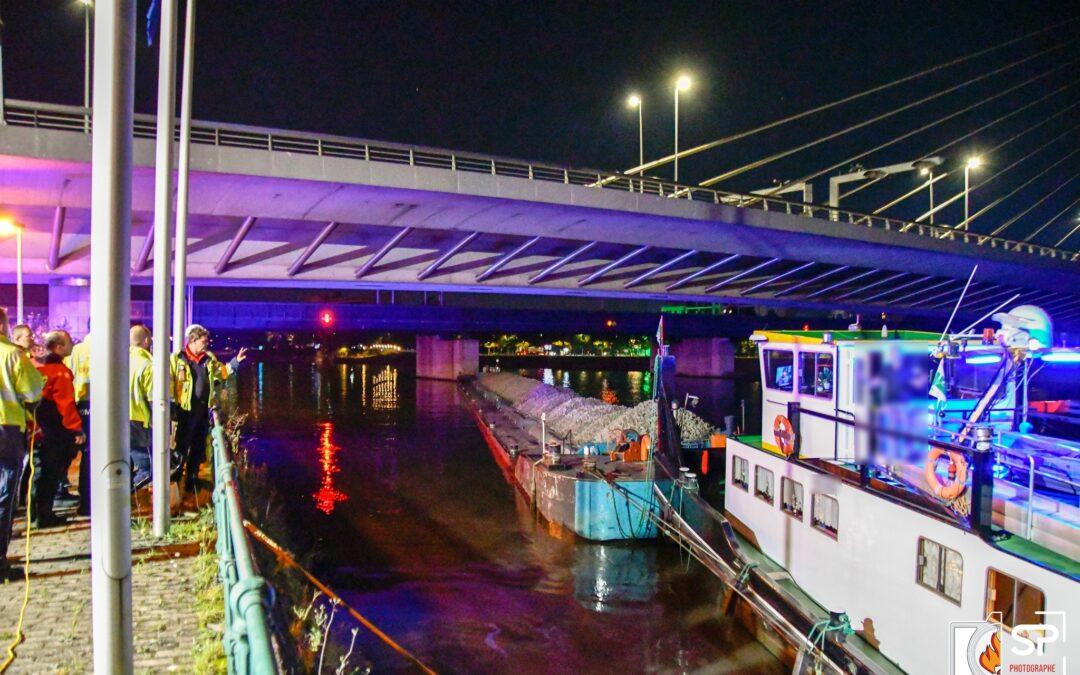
[210,409,279,675]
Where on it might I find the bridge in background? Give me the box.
[2,99,1079,327]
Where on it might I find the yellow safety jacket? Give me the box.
[130,346,153,427]
[171,349,234,411]
[65,336,91,405]
[0,335,45,430]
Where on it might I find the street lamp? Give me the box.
[914,159,938,225]
[0,217,25,325]
[963,155,982,230]
[626,94,643,168]
[674,74,691,183]
[80,0,93,130]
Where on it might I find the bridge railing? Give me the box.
[210,408,279,675]
[4,98,1075,262]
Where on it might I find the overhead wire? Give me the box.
[610,18,1080,179]
[695,41,1074,188]
[871,82,1078,215]
[747,60,1079,204]
[987,174,1080,237]
[916,122,1080,223]
[1036,195,1080,245]
[959,148,1080,230]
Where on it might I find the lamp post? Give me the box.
[913,158,939,226]
[673,75,691,183]
[627,94,643,167]
[81,0,93,131]
[964,156,982,230]
[0,218,24,324]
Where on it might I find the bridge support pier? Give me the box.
[48,278,91,339]
[416,335,478,380]
[671,337,735,378]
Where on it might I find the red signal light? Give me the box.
[320,311,334,326]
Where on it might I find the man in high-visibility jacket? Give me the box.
[129,325,153,490]
[32,331,85,528]
[64,332,91,515]
[172,324,247,494]
[0,307,44,579]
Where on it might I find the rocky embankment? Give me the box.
[477,372,715,445]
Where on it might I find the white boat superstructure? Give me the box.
[723,322,1079,675]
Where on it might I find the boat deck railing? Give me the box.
[210,409,279,675]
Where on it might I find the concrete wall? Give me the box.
[415,335,479,380]
[671,337,734,377]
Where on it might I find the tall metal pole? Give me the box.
[15,229,22,325]
[89,0,135,672]
[928,170,935,225]
[637,102,643,168]
[84,0,92,130]
[151,0,178,538]
[173,0,195,344]
[964,166,970,230]
[673,88,680,183]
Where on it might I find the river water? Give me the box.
[239,360,779,674]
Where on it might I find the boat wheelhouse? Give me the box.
[723,326,1079,675]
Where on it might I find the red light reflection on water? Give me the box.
[312,421,347,514]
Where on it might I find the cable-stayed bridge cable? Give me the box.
[988,174,1080,237]
[611,18,1080,179]
[698,42,1075,188]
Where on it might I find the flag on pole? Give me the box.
[656,315,665,346]
[929,359,947,403]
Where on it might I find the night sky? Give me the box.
[2,1,1078,242]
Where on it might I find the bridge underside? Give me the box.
[1,118,1078,327]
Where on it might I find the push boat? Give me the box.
[656,307,1078,675]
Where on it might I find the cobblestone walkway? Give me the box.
[0,486,216,674]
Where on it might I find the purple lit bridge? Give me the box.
[2,99,1079,326]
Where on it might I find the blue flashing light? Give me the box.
[1039,352,1080,364]
[965,354,1000,365]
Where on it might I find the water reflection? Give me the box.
[241,363,779,673]
[312,421,347,514]
[372,365,399,410]
[573,545,657,614]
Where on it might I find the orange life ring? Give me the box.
[925,446,969,500]
[773,415,796,457]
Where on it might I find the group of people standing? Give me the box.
[0,310,246,579]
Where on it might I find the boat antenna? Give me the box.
[938,265,979,342]
[954,293,1022,338]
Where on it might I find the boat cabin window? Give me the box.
[764,350,794,392]
[781,477,803,519]
[798,352,834,398]
[916,537,963,605]
[985,569,1045,630]
[755,466,774,504]
[732,456,749,491]
[811,494,839,538]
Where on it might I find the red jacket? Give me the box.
[37,355,83,433]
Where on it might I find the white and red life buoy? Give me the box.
[925,446,969,501]
[773,415,796,457]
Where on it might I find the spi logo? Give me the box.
[950,612,1067,674]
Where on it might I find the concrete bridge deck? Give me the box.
[1,99,1078,325]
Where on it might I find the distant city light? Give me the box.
[605,319,617,328]
[626,94,641,108]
